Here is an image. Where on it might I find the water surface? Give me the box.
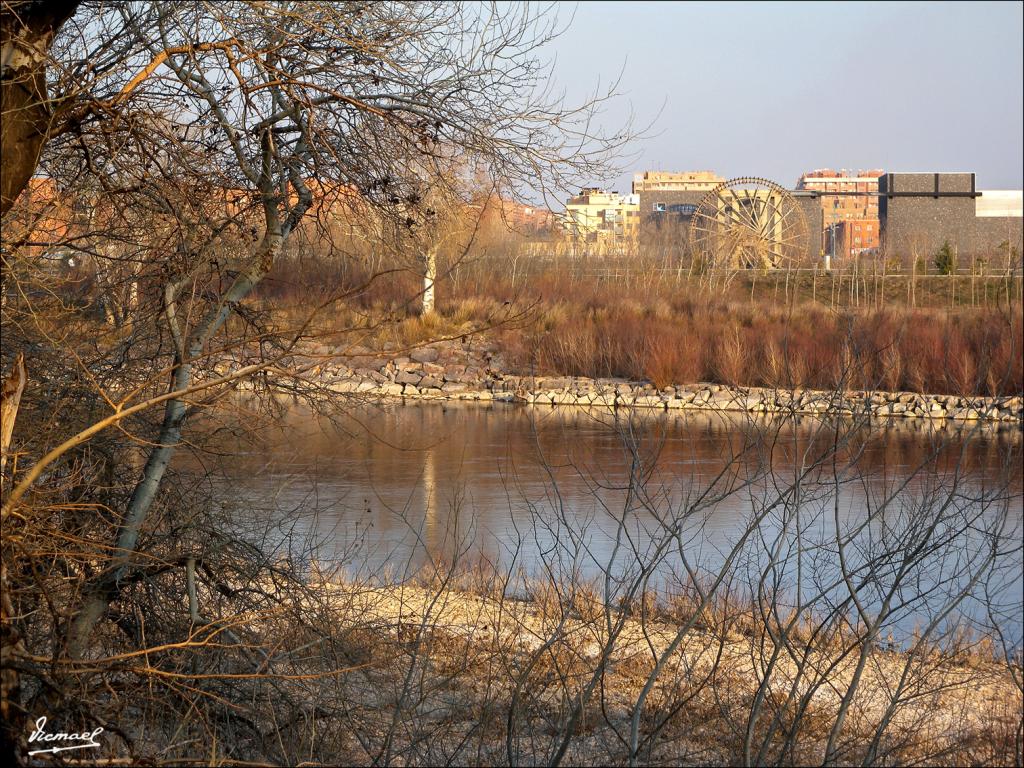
[207,401,1024,643]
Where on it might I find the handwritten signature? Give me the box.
[27,716,104,757]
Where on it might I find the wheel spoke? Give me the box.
[690,178,808,271]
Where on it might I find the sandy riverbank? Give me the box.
[304,571,1022,765]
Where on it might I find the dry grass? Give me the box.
[254,244,1023,398]
[484,285,1023,397]
[315,569,1023,767]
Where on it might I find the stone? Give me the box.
[351,368,385,383]
[410,347,439,363]
[422,361,445,376]
[382,383,404,396]
[535,377,569,391]
[442,382,468,394]
[444,364,467,379]
[419,376,443,389]
[395,370,422,386]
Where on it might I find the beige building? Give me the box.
[632,170,724,194]
[976,190,1024,218]
[563,188,640,242]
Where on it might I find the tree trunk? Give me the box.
[0,1,81,216]
[422,245,437,315]
[0,352,26,484]
[66,232,284,658]
[0,353,27,764]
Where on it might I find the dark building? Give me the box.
[792,191,825,263]
[878,173,1023,264]
[637,189,708,233]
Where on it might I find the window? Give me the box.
[668,203,697,215]
[653,202,666,212]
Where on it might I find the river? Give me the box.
[203,400,1024,645]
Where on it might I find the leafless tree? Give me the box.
[1,2,641,762]
[4,4,1019,767]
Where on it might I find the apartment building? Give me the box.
[827,217,880,258]
[632,170,724,194]
[563,188,639,241]
[797,169,884,258]
[797,169,883,224]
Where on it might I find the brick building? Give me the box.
[797,169,884,258]
[797,169,883,225]
[827,217,880,257]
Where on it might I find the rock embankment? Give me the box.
[303,340,1022,423]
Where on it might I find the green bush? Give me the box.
[934,240,956,275]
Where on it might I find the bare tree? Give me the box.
[1,1,638,762]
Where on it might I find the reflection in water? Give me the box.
[201,400,1023,642]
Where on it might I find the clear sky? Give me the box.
[545,1,1024,193]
